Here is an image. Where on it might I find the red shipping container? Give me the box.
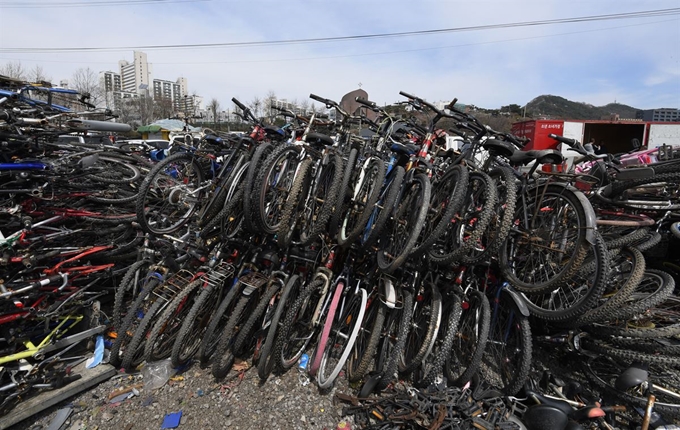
[512,120,564,151]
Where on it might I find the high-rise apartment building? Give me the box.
[119,51,151,94]
[636,108,680,122]
[152,78,183,111]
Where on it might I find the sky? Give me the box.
[0,0,679,112]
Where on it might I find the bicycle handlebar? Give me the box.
[355,97,377,109]
[309,93,334,107]
[65,119,131,133]
[231,97,247,112]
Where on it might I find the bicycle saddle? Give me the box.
[390,142,419,155]
[522,404,569,430]
[305,132,335,147]
[510,149,564,165]
[483,139,515,158]
[615,364,648,391]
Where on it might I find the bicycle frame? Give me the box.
[0,314,82,365]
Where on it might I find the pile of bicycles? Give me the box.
[2,85,679,427]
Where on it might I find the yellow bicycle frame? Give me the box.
[0,314,83,365]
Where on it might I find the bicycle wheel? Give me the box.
[297,152,343,245]
[346,288,387,383]
[211,292,260,379]
[144,278,203,362]
[420,294,463,388]
[499,184,590,294]
[462,167,517,264]
[230,280,282,358]
[572,246,646,326]
[135,152,205,235]
[200,188,244,240]
[337,156,386,246]
[362,166,405,248]
[197,281,243,366]
[253,145,301,235]
[588,293,680,339]
[171,282,221,367]
[120,298,165,371]
[377,289,413,390]
[113,259,152,330]
[315,287,368,389]
[277,158,313,248]
[309,280,345,377]
[87,156,141,185]
[328,147,358,239]
[243,143,274,234]
[398,282,442,375]
[275,276,327,370]
[377,173,431,274]
[607,171,680,211]
[411,165,469,258]
[445,290,490,387]
[109,277,161,367]
[521,230,610,322]
[429,171,497,266]
[257,274,305,380]
[480,289,532,395]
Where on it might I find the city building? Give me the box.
[119,51,151,94]
[636,108,680,122]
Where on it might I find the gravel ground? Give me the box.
[12,359,357,430]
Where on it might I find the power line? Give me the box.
[0,0,208,8]
[1,7,678,53]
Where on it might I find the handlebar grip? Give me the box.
[548,133,576,146]
[231,98,247,111]
[65,119,131,133]
[309,93,329,105]
[399,91,417,100]
[355,97,376,108]
[445,98,458,111]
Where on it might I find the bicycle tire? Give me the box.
[298,152,343,245]
[377,173,431,274]
[428,171,497,266]
[398,282,442,375]
[420,295,463,388]
[199,188,244,240]
[120,299,164,371]
[230,281,281,358]
[171,282,220,367]
[113,259,152,330]
[346,289,387,383]
[445,290,490,387]
[499,183,590,294]
[253,145,301,235]
[377,288,413,390]
[87,156,141,185]
[211,293,255,379]
[572,246,646,326]
[257,274,305,380]
[361,166,405,248]
[410,165,470,258]
[316,287,368,390]
[328,148,358,240]
[277,158,313,248]
[582,339,680,369]
[135,152,205,235]
[243,143,274,234]
[337,156,386,246]
[274,277,327,370]
[481,291,532,395]
[109,277,161,367]
[522,230,610,323]
[197,281,242,366]
[462,167,517,264]
[144,278,203,363]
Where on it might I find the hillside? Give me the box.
[525,95,640,120]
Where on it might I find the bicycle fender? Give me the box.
[501,288,530,318]
[545,182,597,245]
[381,278,397,309]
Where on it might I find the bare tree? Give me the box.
[28,65,51,85]
[154,97,174,120]
[133,95,157,125]
[207,98,220,124]
[0,61,26,80]
[71,67,103,108]
[116,97,135,126]
[299,99,310,116]
[264,90,277,123]
[250,96,262,120]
